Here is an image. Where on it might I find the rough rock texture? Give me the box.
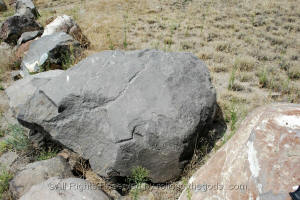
[19,177,110,200]
[0,151,18,168]
[15,40,33,63]
[6,70,64,114]
[0,42,13,65]
[10,156,73,199]
[0,15,43,45]
[179,103,300,200]
[17,49,216,183]
[0,0,7,11]
[16,0,39,19]
[17,30,43,46]
[20,32,81,76]
[42,15,90,48]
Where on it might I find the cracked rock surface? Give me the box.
[17,49,216,183]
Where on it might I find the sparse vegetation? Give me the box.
[0,166,13,199]
[182,178,192,200]
[258,68,268,88]
[36,148,58,161]
[0,124,30,155]
[228,66,237,91]
[234,57,256,72]
[129,166,150,200]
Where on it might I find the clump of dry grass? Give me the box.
[233,56,256,72]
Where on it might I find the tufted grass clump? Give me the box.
[0,124,30,154]
[0,167,13,199]
[36,148,58,161]
[233,56,256,72]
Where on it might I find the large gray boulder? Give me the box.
[10,156,73,199]
[17,49,216,183]
[20,32,81,76]
[19,177,110,200]
[6,70,64,114]
[0,0,7,11]
[16,0,39,19]
[0,15,43,45]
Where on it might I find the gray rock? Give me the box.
[19,177,110,200]
[0,42,13,62]
[17,30,43,46]
[0,0,7,11]
[20,32,81,76]
[0,151,18,168]
[0,15,43,45]
[6,70,64,115]
[17,49,216,183]
[16,0,39,19]
[10,156,73,199]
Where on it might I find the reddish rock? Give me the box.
[179,103,300,200]
[15,40,32,61]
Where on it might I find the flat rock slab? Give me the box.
[17,49,216,183]
[20,32,81,76]
[6,70,64,114]
[10,156,73,198]
[179,103,300,200]
[19,177,110,200]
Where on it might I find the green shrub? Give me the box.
[0,167,13,199]
[129,166,150,200]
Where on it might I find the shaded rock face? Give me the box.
[42,15,90,48]
[17,49,216,183]
[6,70,64,114]
[9,156,73,199]
[16,0,40,19]
[0,0,7,11]
[0,15,43,45]
[179,103,300,200]
[19,177,110,200]
[20,32,81,76]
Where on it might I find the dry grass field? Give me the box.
[0,0,299,199]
